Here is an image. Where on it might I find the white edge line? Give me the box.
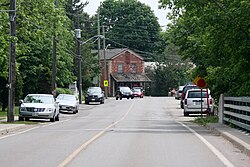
[177,121,234,167]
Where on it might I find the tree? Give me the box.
[65,0,102,91]
[93,0,165,61]
[159,0,250,97]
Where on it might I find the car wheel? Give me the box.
[19,117,24,121]
[55,114,59,121]
[25,118,30,121]
[120,97,122,100]
[184,111,189,116]
[50,115,56,122]
[131,96,134,99]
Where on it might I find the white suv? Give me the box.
[19,94,59,122]
[183,89,214,116]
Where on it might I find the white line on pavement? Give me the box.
[57,101,135,167]
[177,121,234,167]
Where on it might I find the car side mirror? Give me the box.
[19,100,24,104]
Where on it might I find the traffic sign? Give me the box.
[104,80,108,87]
[193,76,201,85]
[197,78,206,88]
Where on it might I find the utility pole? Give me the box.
[102,25,108,99]
[97,10,101,87]
[52,0,57,97]
[7,0,16,122]
[75,15,82,104]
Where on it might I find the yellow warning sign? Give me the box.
[104,80,108,87]
[193,76,201,85]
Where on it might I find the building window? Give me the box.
[131,63,137,73]
[118,64,123,74]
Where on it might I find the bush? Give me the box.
[56,88,74,96]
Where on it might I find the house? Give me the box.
[99,48,151,96]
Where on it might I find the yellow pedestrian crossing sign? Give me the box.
[104,80,108,87]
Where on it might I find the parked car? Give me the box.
[175,85,184,100]
[19,94,59,122]
[116,86,134,100]
[180,84,199,109]
[56,94,79,114]
[131,88,143,98]
[132,86,144,93]
[85,87,104,104]
[183,89,214,116]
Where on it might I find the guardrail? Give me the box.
[218,94,250,132]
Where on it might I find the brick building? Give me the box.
[99,48,151,96]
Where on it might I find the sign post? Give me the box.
[194,76,207,117]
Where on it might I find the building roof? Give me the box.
[96,48,143,60]
[111,73,151,83]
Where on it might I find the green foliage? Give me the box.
[15,0,76,95]
[56,88,73,96]
[193,116,219,125]
[159,0,250,97]
[94,0,165,60]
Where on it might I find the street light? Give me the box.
[75,29,82,104]
[74,32,105,103]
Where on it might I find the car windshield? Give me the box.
[121,87,131,92]
[132,89,141,92]
[183,85,199,93]
[24,95,53,104]
[88,88,101,94]
[57,95,75,101]
[188,91,208,98]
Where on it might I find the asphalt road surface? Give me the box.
[0,97,249,167]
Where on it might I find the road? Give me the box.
[0,97,249,167]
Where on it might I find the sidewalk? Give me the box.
[206,123,250,157]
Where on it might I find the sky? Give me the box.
[83,0,170,26]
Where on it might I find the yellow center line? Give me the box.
[57,101,135,167]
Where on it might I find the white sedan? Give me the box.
[19,94,60,122]
[56,94,79,114]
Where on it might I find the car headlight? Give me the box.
[20,107,26,111]
[46,108,54,112]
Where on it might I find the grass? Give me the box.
[192,115,219,126]
[0,107,19,117]
[0,106,39,124]
[0,121,38,125]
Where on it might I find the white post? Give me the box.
[218,94,224,124]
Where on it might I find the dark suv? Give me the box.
[116,86,134,100]
[180,84,199,109]
[85,87,104,104]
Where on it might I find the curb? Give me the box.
[206,123,250,158]
[0,124,27,135]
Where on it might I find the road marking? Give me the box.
[0,119,70,140]
[57,101,135,167]
[177,121,234,167]
[0,126,39,140]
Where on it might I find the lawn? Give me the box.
[0,106,19,117]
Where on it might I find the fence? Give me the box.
[218,94,250,132]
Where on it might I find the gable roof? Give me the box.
[111,73,151,82]
[97,48,144,61]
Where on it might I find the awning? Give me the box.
[111,73,151,82]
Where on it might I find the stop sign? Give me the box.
[197,78,206,88]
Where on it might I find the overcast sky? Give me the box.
[83,0,170,26]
